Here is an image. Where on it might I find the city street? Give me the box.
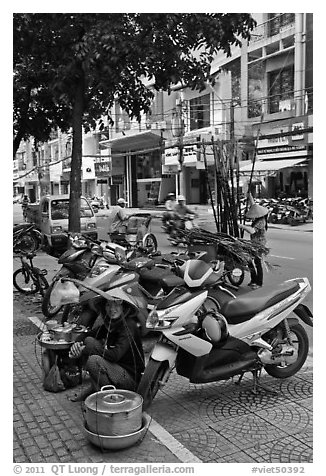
[13,204,313,464]
[13,12,314,467]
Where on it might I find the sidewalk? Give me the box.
[13,301,182,464]
[13,293,313,464]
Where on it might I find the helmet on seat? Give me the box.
[201,312,229,346]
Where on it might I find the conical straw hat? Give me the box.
[246,203,268,219]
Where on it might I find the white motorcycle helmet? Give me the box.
[201,312,229,345]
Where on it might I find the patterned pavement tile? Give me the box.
[211,451,260,463]
[179,394,250,424]
[210,413,289,451]
[148,396,207,432]
[258,373,313,401]
[243,433,313,463]
[255,402,312,436]
[171,426,240,462]
[295,398,313,411]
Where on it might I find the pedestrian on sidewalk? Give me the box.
[68,297,145,401]
[238,192,269,289]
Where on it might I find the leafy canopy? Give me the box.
[14,13,256,149]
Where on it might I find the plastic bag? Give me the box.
[60,365,81,389]
[43,363,65,393]
[50,281,80,307]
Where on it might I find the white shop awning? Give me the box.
[240,158,307,173]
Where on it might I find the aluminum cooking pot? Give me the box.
[71,324,88,342]
[84,385,143,436]
[49,325,72,342]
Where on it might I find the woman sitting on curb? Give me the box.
[68,297,145,402]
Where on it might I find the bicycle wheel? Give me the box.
[13,268,39,294]
[37,274,49,296]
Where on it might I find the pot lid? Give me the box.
[85,387,143,413]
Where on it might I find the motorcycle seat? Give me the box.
[139,267,185,288]
[221,281,300,325]
[14,223,33,232]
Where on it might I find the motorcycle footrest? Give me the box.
[189,352,258,384]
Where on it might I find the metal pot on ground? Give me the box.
[83,385,143,436]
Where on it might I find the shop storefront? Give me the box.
[244,115,313,198]
[100,130,165,207]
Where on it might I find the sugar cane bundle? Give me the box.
[182,228,269,268]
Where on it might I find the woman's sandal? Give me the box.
[69,384,94,402]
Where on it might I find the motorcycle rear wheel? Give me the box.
[264,322,309,378]
[137,359,169,410]
[41,282,63,318]
[15,232,39,254]
[142,234,158,252]
[13,268,39,294]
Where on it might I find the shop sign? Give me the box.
[95,161,111,177]
[292,122,304,141]
[111,175,124,185]
[257,145,306,155]
[162,164,179,174]
[259,130,289,148]
[164,148,180,166]
[183,145,198,164]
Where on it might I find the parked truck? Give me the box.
[26,195,98,254]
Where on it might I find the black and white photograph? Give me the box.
[11,6,316,471]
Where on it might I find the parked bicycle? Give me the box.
[13,252,49,296]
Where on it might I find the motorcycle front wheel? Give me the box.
[264,322,309,378]
[13,269,39,294]
[41,281,63,318]
[137,359,169,410]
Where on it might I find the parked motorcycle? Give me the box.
[56,250,228,327]
[136,275,312,409]
[42,234,105,318]
[13,223,42,254]
[46,240,155,324]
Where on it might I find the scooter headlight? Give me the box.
[89,264,110,277]
[147,310,160,328]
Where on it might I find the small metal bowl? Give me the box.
[83,414,150,450]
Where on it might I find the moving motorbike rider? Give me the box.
[68,297,145,401]
[162,193,177,231]
[174,195,196,228]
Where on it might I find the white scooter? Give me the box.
[136,276,312,409]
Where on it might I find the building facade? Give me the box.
[14,13,313,205]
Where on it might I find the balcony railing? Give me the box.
[250,14,295,43]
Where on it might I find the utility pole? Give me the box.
[172,99,185,197]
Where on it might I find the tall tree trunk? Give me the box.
[69,72,85,233]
